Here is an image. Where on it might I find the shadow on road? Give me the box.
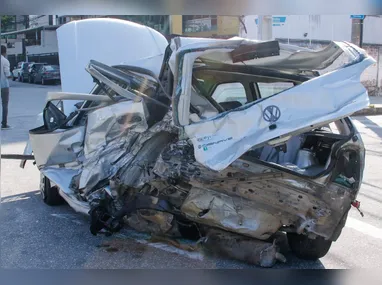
[1,81,61,146]
[353,117,382,139]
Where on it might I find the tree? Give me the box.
[1,15,16,32]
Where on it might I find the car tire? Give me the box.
[28,76,32,84]
[12,76,16,81]
[21,75,24,82]
[40,173,65,206]
[287,233,332,260]
[42,78,45,85]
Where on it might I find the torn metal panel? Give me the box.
[84,101,148,156]
[78,101,149,194]
[29,126,85,168]
[126,210,176,236]
[180,187,284,240]
[201,229,286,267]
[169,37,364,72]
[115,112,178,189]
[46,92,114,103]
[183,56,374,171]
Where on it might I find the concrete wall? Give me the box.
[363,16,382,45]
[170,15,183,34]
[182,16,240,37]
[5,41,23,55]
[241,15,382,45]
[26,30,58,55]
[218,16,240,36]
[361,45,382,95]
[273,15,351,42]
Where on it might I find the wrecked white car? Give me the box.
[18,31,374,267]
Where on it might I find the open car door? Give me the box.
[170,38,375,171]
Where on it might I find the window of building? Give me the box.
[212,82,248,106]
[182,15,218,33]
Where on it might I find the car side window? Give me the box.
[211,82,247,106]
[256,82,295,98]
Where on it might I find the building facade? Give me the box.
[170,15,240,38]
[240,15,382,95]
[1,15,242,70]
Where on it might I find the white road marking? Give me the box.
[345,217,382,240]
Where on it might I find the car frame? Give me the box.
[18,20,375,267]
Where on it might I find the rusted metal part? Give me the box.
[180,187,284,240]
[153,139,348,241]
[1,154,35,160]
[148,235,198,252]
[201,229,286,268]
[203,171,283,185]
[126,210,176,236]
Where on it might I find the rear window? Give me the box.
[34,64,45,70]
[256,82,295,98]
[45,66,59,71]
[212,83,247,105]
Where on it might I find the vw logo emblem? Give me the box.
[263,105,281,123]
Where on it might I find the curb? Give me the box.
[352,105,382,116]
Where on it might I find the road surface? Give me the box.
[1,81,382,269]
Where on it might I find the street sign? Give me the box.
[255,16,286,26]
[351,15,365,20]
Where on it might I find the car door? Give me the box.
[30,65,40,81]
[13,62,22,77]
[28,59,162,170]
[35,66,43,83]
[172,40,376,171]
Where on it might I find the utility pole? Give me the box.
[359,18,364,48]
[351,15,365,48]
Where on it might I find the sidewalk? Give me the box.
[369,96,382,105]
[352,96,382,116]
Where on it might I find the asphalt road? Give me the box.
[1,81,382,269]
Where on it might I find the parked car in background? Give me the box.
[32,65,61,85]
[27,63,48,84]
[12,62,35,82]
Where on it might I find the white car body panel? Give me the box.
[185,57,373,171]
[169,37,375,171]
[57,18,168,115]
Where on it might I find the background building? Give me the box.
[1,15,242,71]
[240,15,382,95]
[170,15,240,38]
